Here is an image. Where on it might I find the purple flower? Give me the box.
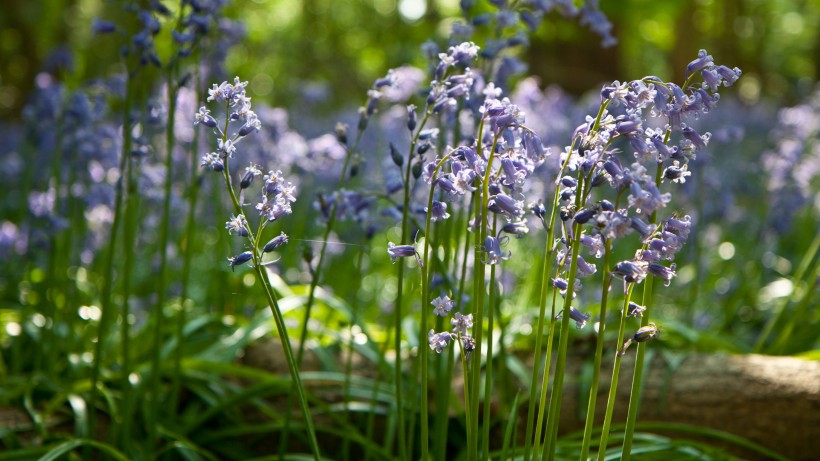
[685,49,714,78]
[194,106,218,128]
[501,220,528,238]
[648,263,676,286]
[263,232,288,253]
[427,201,451,222]
[227,251,253,271]
[387,242,422,267]
[627,302,646,318]
[225,214,249,237]
[450,312,474,336]
[431,295,454,317]
[240,163,262,189]
[613,260,649,284]
[92,18,117,34]
[488,192,524,220]
[200,152,224,171]
[428,330,453,353]
[568,307,591,329]
[575,255,598,278]
[482,236,511,265]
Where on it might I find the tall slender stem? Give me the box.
[596,284,635,461]
[579,240,613,460]
[88,72,132,443]
[146,69,178,452]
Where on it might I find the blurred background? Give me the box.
[0,1,818,459]
[2,0,819,118]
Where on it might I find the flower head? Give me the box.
[431,295,454,317]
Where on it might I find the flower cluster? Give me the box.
[428,308,476,359]
[548,50,740,294]
[198,77,261,171]
[196,77,293,272]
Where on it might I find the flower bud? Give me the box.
[389,142,403,167]
[263,232,288,253]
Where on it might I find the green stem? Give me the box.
[393,108,433,460]
[342,248,366,461]
[146,69,178,453]
[118,149,141,453]
[524,139,574,461]
[578,239,613,460]
[88,72,132,443]
[481,219,498,460]
[469,127,498,461]
[543,222,583,461]
[173,58,202,414]
[621,160,665,459]
[596,284,635,461]
[219,136,322,461]
[531,289,559,461]
[620,278,653,460]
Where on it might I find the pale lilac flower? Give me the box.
[428,330,453,353]
[431,295,454,317]
[648,263,676,286]
[450,312,474,336]
[200,152,224,171]
[482,236,511,265]
[627,302,646,318]
[217,138,236,157]
[501,220,528,238]
[240,163,262,189]
[194,106,217,127]
[613,260,649,284]
[225,214,249,237]
[428,201,451,222]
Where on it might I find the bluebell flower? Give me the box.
[597,210,633,240]
[685,49,715,78]
[194,106,218,128]
[227,251,253,271]
[460,336,476,359]
[428,330,453,353]
[575,255,598,278]
[92,18,117,34]
[501,220,528,238]
[647,263,676,286]
[427,201,451,222]
[627,302,646,318]
[240,163,262,189]
[662,160,691,183]
[618,323,658,356]
[613,260,649,284]
[200,152,224,171]
[488,192,525,220]
[431,295,455,317]
[387,242,422,266]
[482,236,511,265]
[450,312,474,336]
[225,214,249,237]
[567,306,591,329]
[263,232,289,253]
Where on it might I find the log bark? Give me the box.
[554,352,820,461]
